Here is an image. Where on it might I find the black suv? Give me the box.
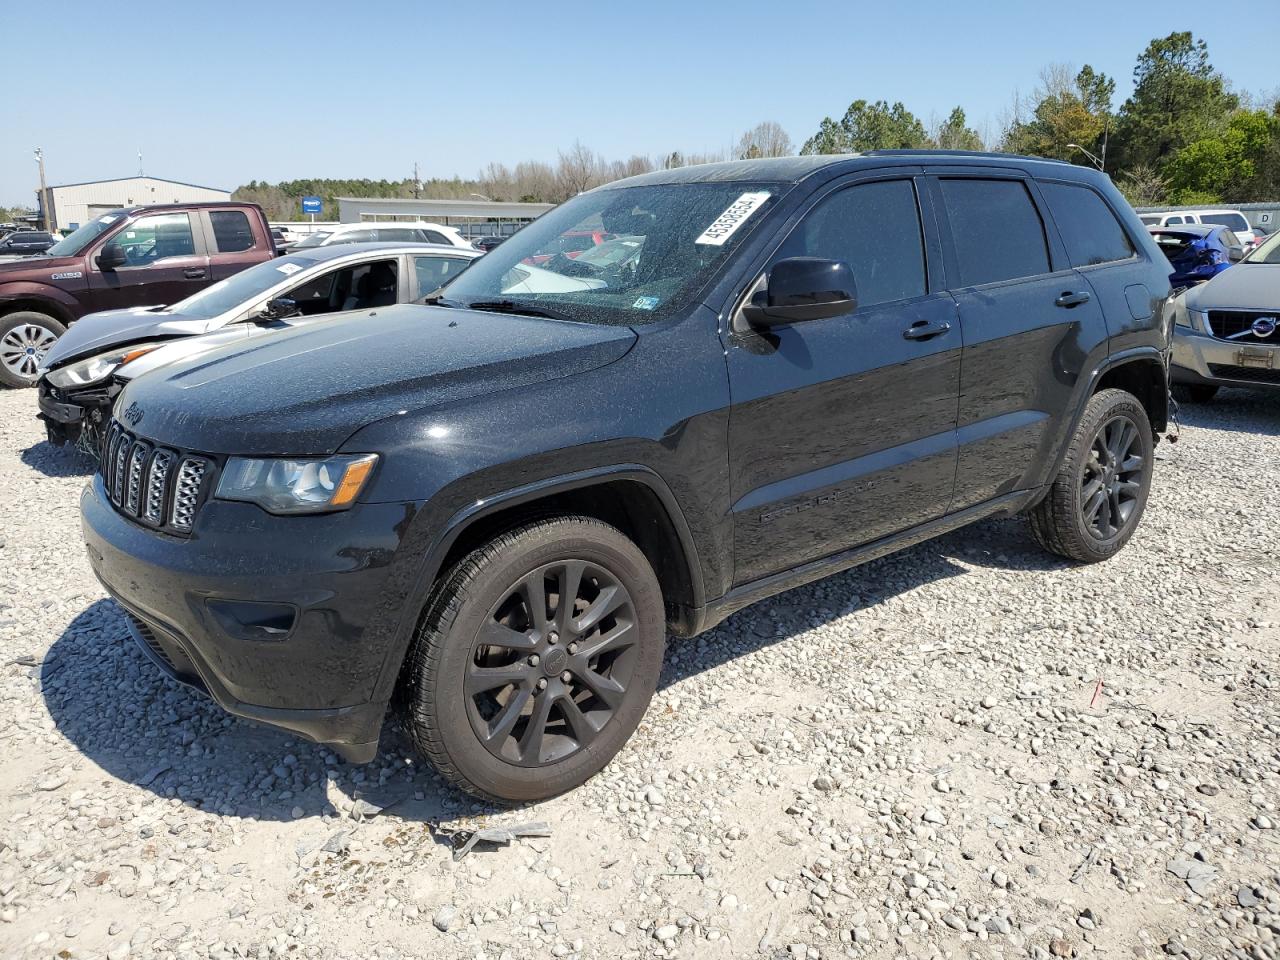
[81,153,1171,803]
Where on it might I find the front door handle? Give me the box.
[903,319,952,341]
[184,268,207,280]
[1055,290,1091,308]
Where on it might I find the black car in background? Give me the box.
[83,152,1171,802]
[0,230,56,255]
[472,235,505,252]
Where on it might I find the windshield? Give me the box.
[165,254,323,319]
[438,181,780,324]
[46,211,129,257]
[1244,230,1280,264]
[292,231,332,249]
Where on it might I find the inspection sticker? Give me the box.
[632,296,660,310]
[694,191,770,246]
[276,263,303,275]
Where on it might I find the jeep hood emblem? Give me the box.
[123,402,144,426]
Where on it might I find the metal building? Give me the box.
[337,197,554,241]
[39,176,231,233]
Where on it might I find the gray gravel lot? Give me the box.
[1,386,1279,960]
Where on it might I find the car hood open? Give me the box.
[117,303,637,456]
[41,306,217,370]
[1185,263,1280,311]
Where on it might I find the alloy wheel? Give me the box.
[466,559,638,767]
[0,323,59,382]
[1081,414,1144,540]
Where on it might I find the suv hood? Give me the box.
[1185,263,1280,311]
[42,306,216,370]
[118,303,637,455]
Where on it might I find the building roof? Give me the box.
[49,175,230,192]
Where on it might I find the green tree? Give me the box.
[1164,109,1280,202]
[800,100,930,154]
[1113,32,1238,170]
[932,107,984,151]
[1001,64,1114,164]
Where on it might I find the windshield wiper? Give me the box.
[464,300,574,322]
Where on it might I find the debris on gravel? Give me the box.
[1,388,1279,959]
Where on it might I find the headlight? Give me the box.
[44,343,162,388]
[215,454,378,514]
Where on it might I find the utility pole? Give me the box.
[34,148,52,233]
[138,148,144,177]
[413,161,421,199]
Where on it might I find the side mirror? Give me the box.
[265,297,299,318]
[741,257,858,327]
[95,244,128,271]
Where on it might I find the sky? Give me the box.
[3,1,1278,207]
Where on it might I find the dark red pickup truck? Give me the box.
[0,202,275,387]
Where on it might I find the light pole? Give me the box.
[34,148,53,233]
[1066,143,1104,172]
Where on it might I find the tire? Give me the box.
[1028,388,1154,564]
[0,311,65,388]
[1171,383,1219,404]
[404,516,665,803]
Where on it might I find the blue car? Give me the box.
[1148,224,1242,288]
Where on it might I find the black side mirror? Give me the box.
[95,244,128,271]
[266,297,299,318]
[741,257,858,327]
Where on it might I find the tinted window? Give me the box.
[1039,182,1135,267]
[1166,216,1183,225]
[414,255,470,293]
[109,213,195,266]
[338,229,375,244]
[1200,213,1248,232]
[210,210,255,252]
[939,179,1050,285]
[776,179,926,307]
[424,230,449,244]
[377,228,417,242]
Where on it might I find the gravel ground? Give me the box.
[1,385,1279,960]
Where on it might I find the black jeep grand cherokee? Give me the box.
[82,152,1171,803]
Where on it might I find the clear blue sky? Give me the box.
[3,1,1277,207]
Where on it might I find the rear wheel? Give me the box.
[1172,383,1219,404]
[404,516,665,803]
[0,311,65,388]
[1028,388,1154,563]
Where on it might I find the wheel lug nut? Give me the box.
[567,642,578,654]
[546,631,559,645]
[536,678,548,691]
[528,654,540,667]
[560,671,572,683]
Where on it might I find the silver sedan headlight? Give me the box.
[214,454,379,514]
[44,343,163,389]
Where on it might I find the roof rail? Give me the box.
[863,149,1070,165]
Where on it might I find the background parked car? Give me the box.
[0,230,57,257]
[1168,228,1280,403]
[38,242,479,451]
[472,235,505,252]
[1148,224,1241,288]
[1138,208,1254,246]
[289,221,472,251]
[0,202,276,387]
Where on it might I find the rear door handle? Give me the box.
[184,268,206,279]
[903,320,952,341]
[1055,290,1091,308]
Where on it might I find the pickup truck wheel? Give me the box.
[1028,388,1153,563]
[404,516,665,804]
[0,312,65,388]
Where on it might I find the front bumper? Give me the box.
[37,379,116,448]
[1171,325,1280,391]
[81,475,423,762]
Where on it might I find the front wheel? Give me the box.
[0,311,65,388]
[403,516,666,803]
[1028,388,1154,563]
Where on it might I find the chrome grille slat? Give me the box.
[126,442,151,515]
[99,419,211,535]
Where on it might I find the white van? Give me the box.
[1138,209,1252,245]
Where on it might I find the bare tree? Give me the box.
[736,121,794,159]
[1116,164,1167,207]
[554,141,604,201]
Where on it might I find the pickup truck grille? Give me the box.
[1206,310,1280,344]
[100,420,213,535]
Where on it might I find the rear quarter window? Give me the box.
[1039,182,1135,267]
[1200,213,1248,232]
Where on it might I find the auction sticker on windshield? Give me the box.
[695,192,771,246]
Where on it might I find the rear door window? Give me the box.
[774,178,927,307]
[414,255,471,295]
[209,210,255,252]
[938,178,1050,285]
[1039,182,1135,267]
